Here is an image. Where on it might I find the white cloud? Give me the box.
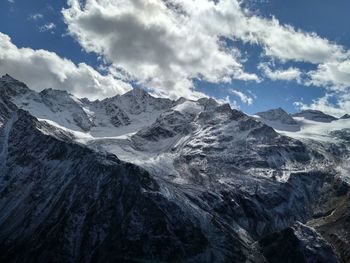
[7,0,14,3]
[61,0,350,102]
[258,63,302,82]
[0,32,131,100]
[62,0,259,99]
[29,13,44,20]
[216,95,239,109]
[39,22,56,33]
[177,0,348,64]
[245,18,347,64]
[306,60,350,90]
[294,93,350,117]
[230,90,254,105]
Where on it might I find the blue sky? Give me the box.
[1,0,350,115]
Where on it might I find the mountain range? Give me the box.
[0,74,349,263]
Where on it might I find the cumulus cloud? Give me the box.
[0,32,131,100]
[294,93,350,117]
[258,63,302,82]
[181,0,348,64]
[61,0,350,103]
[230,90,254,105]
[215,95,239,109]
[244,18,347,64]
[62,0,259,99]
[299,60,350,116]
[306,60,350,90]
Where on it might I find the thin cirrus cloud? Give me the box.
[61,0,350,109]
[0,32,131,100]
[28,13,44,21]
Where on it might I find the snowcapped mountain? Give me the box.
[0,75,174,137]
[1,75,349,263]
[256,107,298,125]
[292,109,338,123]
[340,114,350,119]
[255,107,300,132]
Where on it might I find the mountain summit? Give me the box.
[292,109,338,123]
[340,114,350,119]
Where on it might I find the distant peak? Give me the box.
[175,97,188,104]
[40,88,69,95]
[197,97,219,111]
[256,107,289,117]
[295,109,331,116]
[340,114,350,119]
[124,87,149,98]
[276,107,286,112]
[259,107,287,114]
[0,74,30,94]
[301,109,322,114]
[2,73,12,78]
[292,109,337,123]
[256,107,297,125]
[1,74,18,82]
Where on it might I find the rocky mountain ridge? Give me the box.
[1,74,349,263]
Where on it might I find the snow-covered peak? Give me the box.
[256,108,297,125]
[123,87,150,99]
[172,100,203,115]
[1,73,16,82]
[101,87,173,116]
[340,114,350,119]
[292,110,337,123]
[0,76,173,134]
[0,74,31,97]
[174,97,188,106]
[39,88,71,98]
[197,97,219,111]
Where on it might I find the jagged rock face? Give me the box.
[330,129,350,143]
[135,111,194,142]
[128,99,332,246]
[0,103,272,263]
[0,74,30,98]
[172,107,314,183]
[39,89,94,131]
[293,110,338,123]
[256,108,298,125]
[0,99,13,127]
[306,176,350,263]
[259,222,338,263]
[0,106,212,263]
[102,103,131,127]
